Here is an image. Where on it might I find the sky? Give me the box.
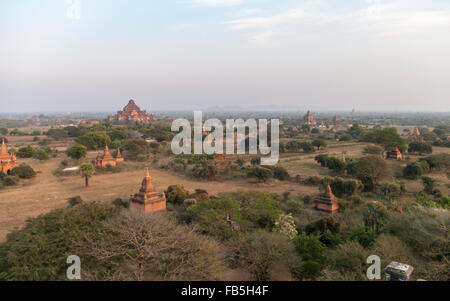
[0,0,450,113]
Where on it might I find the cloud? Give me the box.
[225,8,308,30]
[189,0,245,7]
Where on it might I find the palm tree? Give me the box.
[80,163,95,187]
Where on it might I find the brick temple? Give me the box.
[386,147,403,160]
[108,99,155,123]
[0,138,18,174]
[93,145,123,168]
[304,110,317,125]
[409,127,424,142]
[129,168,167,213]
[314,184,339,214]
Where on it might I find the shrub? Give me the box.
[327,241,369,280]
[293,233,326,280]
[192,162,218,180]
[68,196,83,207]
[348,225,377,248]
[362,145,383,155]
[16,146,35,158]
[408,142,432,155]
[66,144,87,160]
[284,199,304,214]
[273,166,290,181]
[325,157,346,174]
[403,162,423,179]
[247,166,273,182]
[165,185,189,205]
[314,154,328,167]
[33,148,50,161]
[11,164,36,179]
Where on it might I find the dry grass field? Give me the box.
[1,134,449,243]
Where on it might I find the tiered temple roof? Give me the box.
[314,184,339,214]
[0,138,18,174]
[304,110,317,125]
[93,145,123,168]
[409,127,424,142]
[130,168,167,213]
[386,147,403,160]
[108,99,155,123]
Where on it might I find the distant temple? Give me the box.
[314,184,339,214]
[333,115,340,125]
[386,147,403,160]
[93,145,123,168]
[0,138,18,174]
[304,110,317,125]
[108,99,155,123]
[130,168,167,213]
[409,127,424,142]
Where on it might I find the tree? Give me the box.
[17,146,35,158]
[76,131,111,150]
[312,139,327,150]
[67,144,87,160]
[46,128,68,140]
[80,163,95,187]
[347,124,364,139]
[315,154,328,167]
[33,148,50,161]
[165,185,189,205]
[293,233,326,280]
[325,157,346,174]
[408,142,432,155]
[192,162,218,180]
[124,139,149,159]
[403,161,429,179]
[228,230,298,281]
[11,164,36,179]
[78,211,222,280]
[356,156,390,192]
[362,145,383,156]
[301,124,311,134]
[273,166,290,181]
[301,142,315,153]
[421,176,437,194]
[0,128,8,135]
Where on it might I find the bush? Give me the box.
[363,145,383,155]
[11,164,36,179]
[247,166,273,182]
[314,154,328,167]
[68,196,83,207]
[293,233,326,280]
[348,225,377,248]
[327,241,369,280]
[284,199,304,214]
[408,142,432,155]
[192,162,218,180]
[33,148,50,161]
[273,166,290,181]
[325,157,346,174]
[165,185,189,205]
[66,144,87,160]
[16,146,35,158]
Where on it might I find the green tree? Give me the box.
[76,131,111,150]
[33,148,50,161]
[17,146,35,158]
[325,157,346,174]
[293,233,326,280]
[356,156,390,192]
[11,164,36,179]
[301,142,315,153]
[247,166,273,182]
[421,176,437,194]
[312,139,327,150]
[67,144,87,160]
[124,139,149,159]
[80,163,95,187]
[408,142,432,155]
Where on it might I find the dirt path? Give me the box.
[0,155,317,242]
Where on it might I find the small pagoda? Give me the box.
[409,127,424,142]
[130,168,167,213]
[304,110,317,125]
[314,184,339,214]
[93,145,123,168]
[386,147,403,160]
[0,138,18,174]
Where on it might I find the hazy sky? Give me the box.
[1,0,450,112]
